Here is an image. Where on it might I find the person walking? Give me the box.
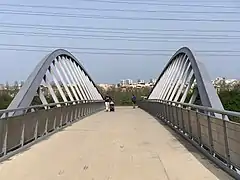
[104,94,111,112]
[131,94,137,109]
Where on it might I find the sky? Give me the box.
[0,0,240,84]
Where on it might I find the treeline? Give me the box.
[0,92,13,110]
[99,87,240,112]
[219,89,240,112]
[0,91,59,110]
[98,86,151,106]
[0,87,239,113]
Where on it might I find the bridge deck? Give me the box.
[0,107,232,180]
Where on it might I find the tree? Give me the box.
[100,86,151,106]
[14,80,19,90]
[0,93,13,109]
[219,89,240,112]
[5,81,9,90]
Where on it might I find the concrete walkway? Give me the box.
[0,107,232,180]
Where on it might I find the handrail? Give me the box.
[147,99,240,118]
[0,98,104,162]
[0,99,104,115]
[138,100,240,179]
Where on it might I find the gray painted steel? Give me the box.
[148,47,224,110]
[7,49,103,112]
[138,100,240,179]
[0,100,104,162]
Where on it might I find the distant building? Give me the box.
[137,79,145,85]
[125,79,133,85]
[149,79,155,83]
[120,80,126,86]
[98,84,113,91]
[149,78,157,86]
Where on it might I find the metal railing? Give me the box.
[138,99,240,179]
[0,100,104,161]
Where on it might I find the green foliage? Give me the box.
[102,87,151,106]
[0,92,13,109]
[0,86,240,122]
[219,89,240,112]
[31,96,42,106]
[218,89,240,122]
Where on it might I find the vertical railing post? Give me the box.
[159,100,162,118]
[171,103,175,127]
[187,107,192,139]
[86,101,88,115]
[59,106,63,127]
[180,105,185,133]
[70,103,74,122]
[86,102,89,116]
[68,104,72,123]
[175,104,180,129]
[166,102,169,122]
[158,100,164,120]
[76,104,80,119]
[222,114,230,167]
[81,102,84,117]
[78,103,82,118]
[82,102,85,117]
[207,112,214,155]
[166,103,170,122]
[92,101,95,114]
[21,122,25,147]
[156,101,160,118]
[34,115,38,140]
[88,101,91,115]
[168,102,171,124]
[77,102,81,116]
[44,118,49,134]
[94,101,96,113]
[73,103,76,121]
[155,101,158,117]
[196,109,202,146]
[77,102,81,119]
[2,112,9,156]
[165,102,169,122]
[53,115,57,130]
[93,101,95,113]
[76,102,79,119]
[91,101,94,114]
[89,101,92,115]
[162,101,165,119]
[89,102,91,115]
[84,102,87,116]
[44,108,49,135]
[20,110,27,147]
[160,101,163,119]
[155,101,158,118]
[80,103,83,118]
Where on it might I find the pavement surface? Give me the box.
[0,107,233,180]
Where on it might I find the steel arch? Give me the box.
[7,49,103,111]
[148,47,224,110]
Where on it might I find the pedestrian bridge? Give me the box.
[0,107,232,180]
[0,47,239,179]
